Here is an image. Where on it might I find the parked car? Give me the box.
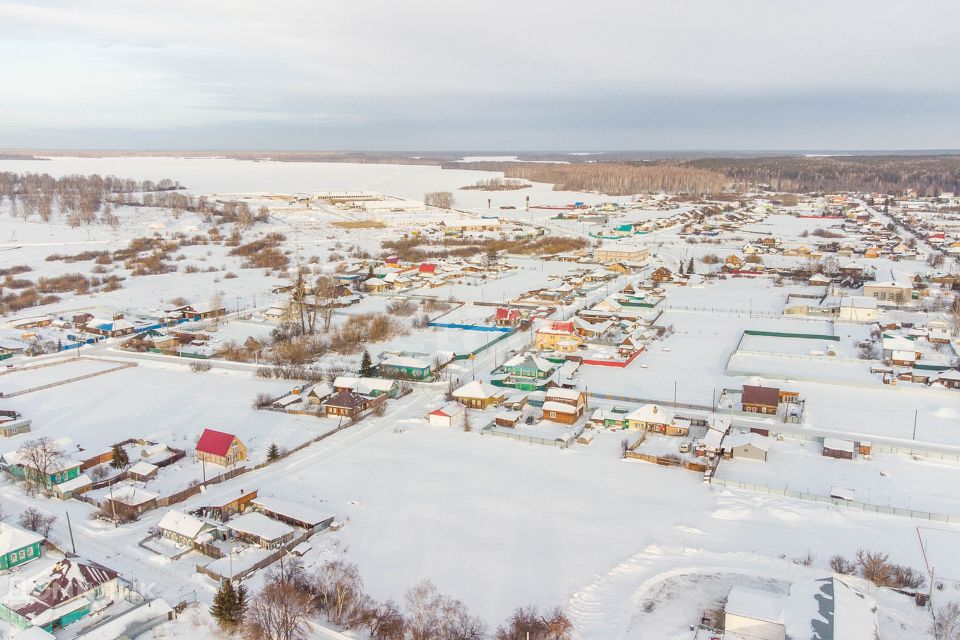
[525,416,534,425]
[679,440,691,454]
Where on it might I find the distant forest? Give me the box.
[681,155,960,196]
[6,150,960,195]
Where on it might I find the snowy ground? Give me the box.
[0,157,957,639]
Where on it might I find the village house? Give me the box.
[322,391,373,418]
[101,483,159,521]
[227,512,294,549]
[0,451,83,489]
[250,496,335,530]
[541,388,587,425]
[650,266,674,284]
[625,404,689,436]
[332,376,398,398]
[0,410,31,438]
[494,307,522,327]
[837,296,878,323]
[302,382,334,405]
[534,319,583,352]
[82,314,137,338]
[934,369,960,390]
[499,353,556,384]
[740,385,780,414]
[0,557,120,633]
[165,301,227,321]
[195,429,247,467]
[0,522,44,571]
[157,510,217,547]
[197,488,258,521]
[590,407,630,429]
[378,355,433,380]
[452,380,505,409]
[427,402,466,427]
[723,432,770,462]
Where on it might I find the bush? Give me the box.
[829,555,856,575]
[253,392,274,409]
[189,361,213,373]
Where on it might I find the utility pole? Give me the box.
[65,511,76,554]
[912,410,918,440]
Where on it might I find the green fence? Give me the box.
[743,329,839,341]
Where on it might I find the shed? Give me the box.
[427,402,466,427]
[822,437,855,460]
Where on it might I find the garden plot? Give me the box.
[0,357,123,395]
[0,363,333,465]
[714,438,960,516]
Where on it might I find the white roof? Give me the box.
[453,380,503,400]
[0,522,44,554]
[625,404,674,423]
[381,355,431,369]
[542,401,579,414]
[54,473,92,493]
[430,402,465,417]
[158,510,211,539]
[724,432,770,452]
[823,437,854,453]
[545,387,583,402]
[251,496,333,527]
[228,512,294,541]
[725,585,783,624]
[938,369,960,381]
[128,461,158,475]
[333,376,395,394]
[109,483,159,506]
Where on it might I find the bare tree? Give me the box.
[932,601,960,640]
[17,437,65,489]
[496,606,574,640]
[367,600,405,640]
[424,192,455,209]
[245,581,314,640]
[19,507,57,538]
[314,559,364,627]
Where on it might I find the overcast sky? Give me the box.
[2,0,959,151]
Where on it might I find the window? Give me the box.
[18,550,24,560]
[549,412,556,418]
[9,553,16,563]
[26,547,33,557]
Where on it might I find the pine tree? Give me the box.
[267,443,280,462]
[110,443,129,470]
[359,350,374,377]
[210,578,237,630]
[687,257,694,275]
[232,582,248,627]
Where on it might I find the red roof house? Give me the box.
[195,428,247,466]
[419,263,438,274]
[495,307,521,326]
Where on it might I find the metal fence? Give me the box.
[711,477,960,524]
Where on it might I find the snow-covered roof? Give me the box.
[251,496,334,528]
[542,401,578,413]
[228,512,294,541]
[429,402,465,418]
[108,483,158,506]
[158,511,211,539]
[453,380,503,400]
[823,438,854,453]
[544,388,583,402]
[128,461,158,476]
[724,432,770,452]
[725,585,783,624]
[75,598,173,640]
[0,522,44,553]
[625,404,674,423]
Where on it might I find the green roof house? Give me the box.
[0,523,43,571]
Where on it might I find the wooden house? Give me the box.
[0,522,44,570]
[157,510,216,547]
[378,356,433,380]
[540,388,586,425]
[322,391,372,418]
[452,380,505,409]
[740,385,780,414]
[102,484,158,521]
[195,429,247,467]
[650,267,674,283]
[227,512,294,549]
